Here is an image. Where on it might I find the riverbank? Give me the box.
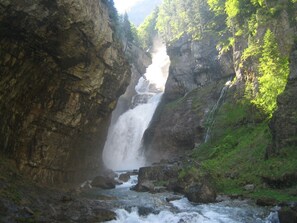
[1,154,296,223]
[0,156,116,223]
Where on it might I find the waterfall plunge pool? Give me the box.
[84,172,279,223]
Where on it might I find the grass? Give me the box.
[189,98,297,202]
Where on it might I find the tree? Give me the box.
[123,13,134,43]
[252,29,289,116]
[138,7,159,49]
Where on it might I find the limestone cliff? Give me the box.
[144,0,297,164]
[144,35,234,162]
[0,0,131,183]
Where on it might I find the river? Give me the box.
[84,172,279,223]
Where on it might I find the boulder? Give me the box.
[278,206,297,223]
[133,164,179,192]
[91,175,116,189]
[137,207,159,216]
[119,173,130,182]
[133,180,155,192]
[93,209,117,222]
[256,197,277,207]
[185,183,216,203]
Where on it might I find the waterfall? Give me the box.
[103,38,170,171]
[204,80,231,143]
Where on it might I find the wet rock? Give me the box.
[134,180,155,192]
[119,173,131,182]
[91,175,116,189]
[185,183,216,203]
[278,206,297,223]
[133,164,179,192]
[138,206,159,216]
[93,208,117,222]
[166,196,183,202]
[138,165,179,182]
[256,198,278,207]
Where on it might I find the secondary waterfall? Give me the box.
[103,39,170,170]
[204,79,232,143]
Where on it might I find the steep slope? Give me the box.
[0,0,131,183]
[141,0,297,204]
[144,35,234,162]
[269,41,297,156]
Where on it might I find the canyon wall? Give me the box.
[0,0,131,183]
[144,34,234,162]
[144,0,297,163]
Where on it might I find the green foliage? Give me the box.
[178,166,202,181]
[225,0,240,18]
[155,0,213,42]
[192,100,297,201]
[207,0,225,15]
[252,29,289,116]
[137,8,159,49]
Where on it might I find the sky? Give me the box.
[114,0,144,13]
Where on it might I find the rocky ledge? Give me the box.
[132,161,217,204]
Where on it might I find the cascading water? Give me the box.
[103,38,170,171]
[204,79,232,143]
[89,172,279,223]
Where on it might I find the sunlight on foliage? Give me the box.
[225,0,240,18]
[137,8,159,49]
[252,29,289,116]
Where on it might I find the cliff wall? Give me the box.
[144,34,234,162]
[0,0,131,183]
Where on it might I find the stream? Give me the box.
[99,38,280,223]
[85,172,279,223]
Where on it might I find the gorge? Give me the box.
[0,0,297,222]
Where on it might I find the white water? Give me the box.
[109,200,279,223]
[103,39,170,170]
[97,173,279,223]
[204,80,232,142]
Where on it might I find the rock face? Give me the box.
[133,164,179,192]
[144,35,234,162]
[278,205,297,223]
[0,0,131,183]
[269,43,297,155]
[133,163,216,203]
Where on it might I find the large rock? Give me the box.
[133,163,216,203]
[119,173,130,182]
[278,206,297,223]
[91,175,116,189]
[185,183,216,203]
[143,35,234,163]
[133,164,180,192]
[0,0,131,183]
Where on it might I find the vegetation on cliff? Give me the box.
[138,0,294,116]
[138,0,297,202]
[192,98,297,202]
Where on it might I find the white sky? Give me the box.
[114,0,143,13]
